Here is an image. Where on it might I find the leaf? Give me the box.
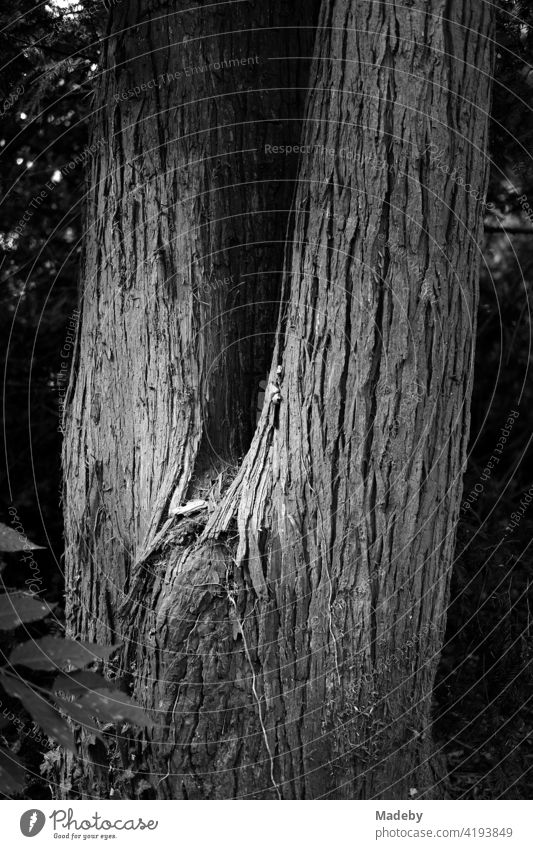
[54,698,105,744]
[79,689,152,727]
[53,670,118,697]
[9,636,120,671]
[0,592,55,630]
[2,677,75,753]
[0,522,45,553]
[0,747,25,796]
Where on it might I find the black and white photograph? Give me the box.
[0,0,532,841]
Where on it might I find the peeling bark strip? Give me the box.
[62,0,319,644]
[62,0,494,800]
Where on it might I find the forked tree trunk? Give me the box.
[63,0,319,644]
[62,0,494,800]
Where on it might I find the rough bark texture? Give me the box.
[62,0,494,800]
[63,0,319,644]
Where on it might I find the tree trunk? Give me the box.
[62,0,494,800]
[63,0,319,645]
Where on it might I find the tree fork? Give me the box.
[62,0,320,644]
[129,0,495,799]
[60,0,320,799]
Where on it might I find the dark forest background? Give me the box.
[1,0,532,798]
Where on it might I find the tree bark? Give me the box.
[63,0,494,800]
[63,0,319,644]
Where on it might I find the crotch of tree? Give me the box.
[256,379,267,424]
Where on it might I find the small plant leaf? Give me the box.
[79,689,152,727]
[0,592,55,630]
[9,636,119,671]
[2,676,76,753]
[53,670,118,697]
[0,747,25,796]
[0,522,45,552]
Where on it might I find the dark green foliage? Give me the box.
[0,529,151,798]
[0,748,26,796]
[0,584,152,798]
[0,590,54,629]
